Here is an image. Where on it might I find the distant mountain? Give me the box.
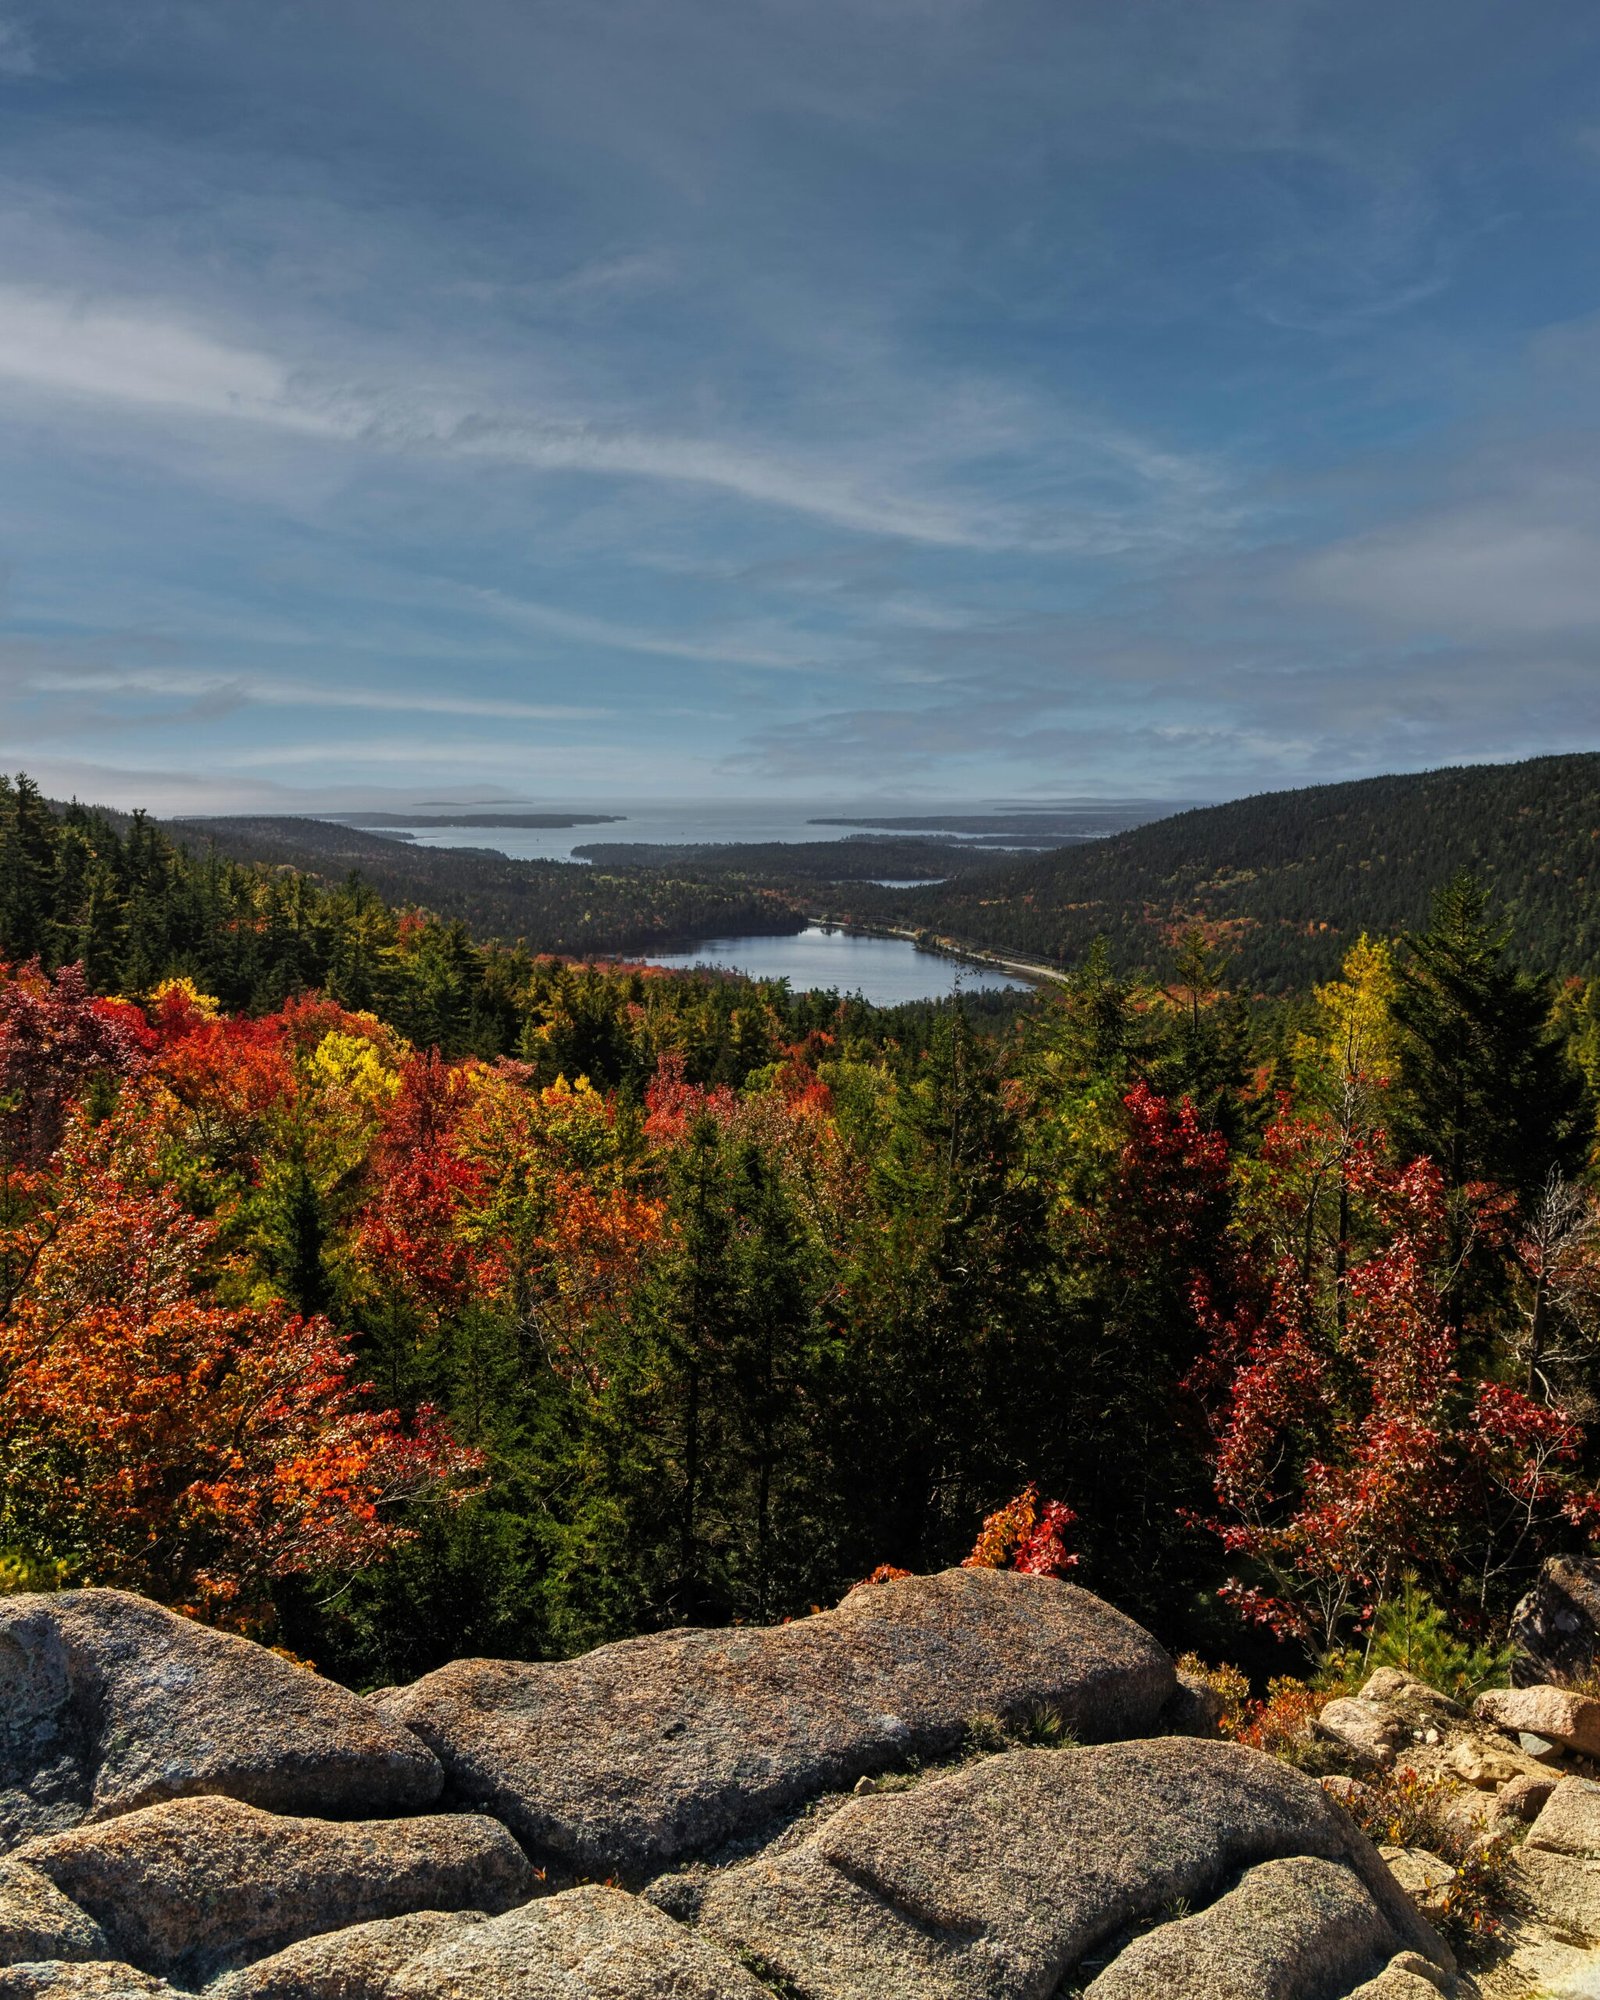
[879,755,1600,991]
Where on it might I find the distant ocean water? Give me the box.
[336,799,1169,865]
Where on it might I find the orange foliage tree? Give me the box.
[0,961,483,1635]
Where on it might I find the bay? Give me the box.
[336,798,1167,865]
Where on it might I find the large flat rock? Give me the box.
[0,1592,442,1851]
[214,1887,771,2000]
[694,1738,1451,2000]
[372,1569,1175,1877]
[15,1796,533,1985]
[386,1886,770,2000]
[1527,1776,1600,1857]
[1476,1686,1600,1756]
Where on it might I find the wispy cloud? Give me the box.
[44,666,610,723]
[449,584,828,671]
[0,284,1229,554]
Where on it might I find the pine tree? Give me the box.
[0,776,57,964]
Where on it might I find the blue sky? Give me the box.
[5,0,1600,811]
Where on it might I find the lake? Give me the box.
[643,927,1036,1006]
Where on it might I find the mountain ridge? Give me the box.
[871,753,1600,990]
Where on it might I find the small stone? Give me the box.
[1163,1669,1226,1739]
[1447,1735,1546,1789]
[1477,1685,1600,1757]
[1379,1846,1457,1918]
[1360,1671,1464,1718]
[1521,1731,1566,1764]
[1316,1698,1405,1767]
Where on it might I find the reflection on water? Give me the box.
[642,926,1033,1007]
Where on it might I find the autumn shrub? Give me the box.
[1330,1766,1518,1960]
[0,1547,69,1594]
[1228,1675,1329,1759]
[960,1484,1079,1578]
[1175,1653,1252,1738]
[0,1108,482,1634]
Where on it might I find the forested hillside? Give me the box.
[869,756,1600,989]
[5,751,1600,1712]
[171,813,808,959]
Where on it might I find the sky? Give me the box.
[5,0,1600,812]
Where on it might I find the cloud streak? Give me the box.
[43,666,610,723]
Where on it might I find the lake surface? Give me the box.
[643,927,1035,1005]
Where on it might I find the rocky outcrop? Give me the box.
[1302,1667,1600,1995]
[691,1739,1445,2000]
[215,1886,774,2000]
[0,1575,1463,2000]
[0,1592,442,1853]
[372,1567,1177,1878]
[1079,1856,1407,2000]
[207,1912,489,2000]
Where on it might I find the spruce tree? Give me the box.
[1391,874,1589,1206]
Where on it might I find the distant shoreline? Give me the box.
[815,917,1069,989]
[336,812,624,830]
